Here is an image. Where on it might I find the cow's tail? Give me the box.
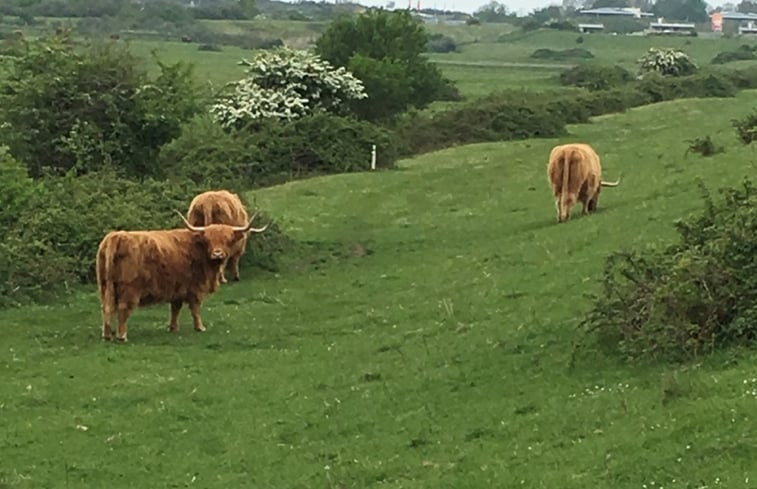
[96,234,118,316]
[559,149,572,221]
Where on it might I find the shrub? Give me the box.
[684,135,724,157]
[0,168,288,307]
[583,179,757,361]
[198,43,222,51]
[559,64,634,91]
[732,109,757,145]
[210,47,367,130]
[711,48,756,65]
[530,48,594,60]
[426,33,457,53]
[0,32,203,179]
[638,47,698,77]
[161,112,397,189]
[394,91,567,155]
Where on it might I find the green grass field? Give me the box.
[2,90,757,488]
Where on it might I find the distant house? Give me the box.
[647,19,697,36]
[578,23,605,33]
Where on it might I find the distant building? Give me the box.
[646,19,697,36]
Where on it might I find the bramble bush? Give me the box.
[0,162,289,306]
[558,64,634,91]
[0,32,204,179]
[160,112,396,189]
[583,179,757,361]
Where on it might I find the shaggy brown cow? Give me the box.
[187,190,260,283]
[547,142,620,223]
[96,213,269,342]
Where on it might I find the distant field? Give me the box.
[3,91,757,489]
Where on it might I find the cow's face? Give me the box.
[177,211,270,263]
[195,225,246,262]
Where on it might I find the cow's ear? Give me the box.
[232,230,247,241]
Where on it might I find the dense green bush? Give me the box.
[394,91,567,155]
[160,113,397,189]
[711,45,756,64]
[530,48,594,60]
[0,164,288,307]
[0,33,204,179]
[315,9,460,121]
[583,179,757,361]
[559,64,634,91]
[732,109,757,145]
[393,69,746,157]
[426,33,458,53]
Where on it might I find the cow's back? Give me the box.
[188,190,248,227]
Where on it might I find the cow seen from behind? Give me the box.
[96,213,269,342]
[547,142,620,223]
[187,190,258,284]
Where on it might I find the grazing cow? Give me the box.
[187,190,258,284]
[95,213,269,342]
[547,142,620,223]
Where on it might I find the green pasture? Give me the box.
[2,91,757,488]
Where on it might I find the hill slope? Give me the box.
[2,93,756,488]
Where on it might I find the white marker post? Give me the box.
[370,144,377,171]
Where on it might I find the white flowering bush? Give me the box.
[638,48,698,77]
[210,47,367,129]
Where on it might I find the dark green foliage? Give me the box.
[0,33,203,179]
[584,179,757,361]
[315,9,460,121]
[732,109,757,145]
[530,48,594,60]
[0,163,288,307]
[559,64,634,91]
[711,48,756,65]
[426,33,457,53]
[394,69,747,157]
[393,91,567,156]
[198,43,223,52]
[685,135,724,157]
[160,113,397,189]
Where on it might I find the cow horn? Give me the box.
[175,210,206,232]
[232,212,271,233]
[601,176,621,187]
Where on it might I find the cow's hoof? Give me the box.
[168,325,179,332]
[102,335,113,342]
[115,336,128,343]
[194,325,206,333]
[232,276,240,282]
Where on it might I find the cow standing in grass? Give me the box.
[96,213,269,342]
[547,143,620,223]
[187,190,257,284]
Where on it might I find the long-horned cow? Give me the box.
[547,142,620,223]
[187,190,257,283]
[95,213,269,342]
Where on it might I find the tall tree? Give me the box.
[652,0,708,21]
[737,0,757,13]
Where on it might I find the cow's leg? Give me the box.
[168,300,183,332]
[554,198,561,222]
[588,187,601,213]
[188,299,206,332]
[219,259,228,284]
[115,306,134,343]
[101,305,114,341]
[229,253,241,282]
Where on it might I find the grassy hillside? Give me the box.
[2,92,756,488]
